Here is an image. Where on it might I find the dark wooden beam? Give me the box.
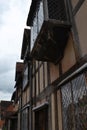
[38,62,40,94]
[32,55,87,102]
[67,0,82,60]
[73,0,85,16]
[43,62,45,89]
[54,92,58,130]
[47,63,50,84]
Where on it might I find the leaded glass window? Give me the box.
[22,108,29,130]
[61,74,87,130]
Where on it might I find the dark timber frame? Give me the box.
[27,0,71,63]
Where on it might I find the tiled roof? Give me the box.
[0,120,5,128]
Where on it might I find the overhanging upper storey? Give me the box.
[21,28,31,61]
[15,62,24,81]
[27,0,71,63]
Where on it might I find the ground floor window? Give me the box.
[61,73,87,130]
[22,108,29,130]
[35,106,48,130]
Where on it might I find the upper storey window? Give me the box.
[27,0,71,64]
[31,1,44,51]
[23,64,29,90]
[21,29,31,61]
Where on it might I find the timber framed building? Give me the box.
[7,0,87,130]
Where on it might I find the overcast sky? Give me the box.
[0,0,31,100]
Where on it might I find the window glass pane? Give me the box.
[61,83,73,130]
[30,27,34,51]
[47,0,67,21]
[61,74,87,130]
[22,109,29,130]
[35,108,48,130]
[30,1,44,51]
[37,1,44,32]
[72,74,87,103]
[23,66,28,89]
[31,13,38,51]
[33,14,38,43]
[72,74,87,130]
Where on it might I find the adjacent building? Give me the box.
[13,62,24,130]
[0,101,14,130]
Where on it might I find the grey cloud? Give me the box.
[0,62,13,74]
[0,0,31,100]
[0,1,10,13]
[0,90,12,100]
[0,4,9,13]
[0,1,10,25]
[0,55,17,74]
[0,70,15,93]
